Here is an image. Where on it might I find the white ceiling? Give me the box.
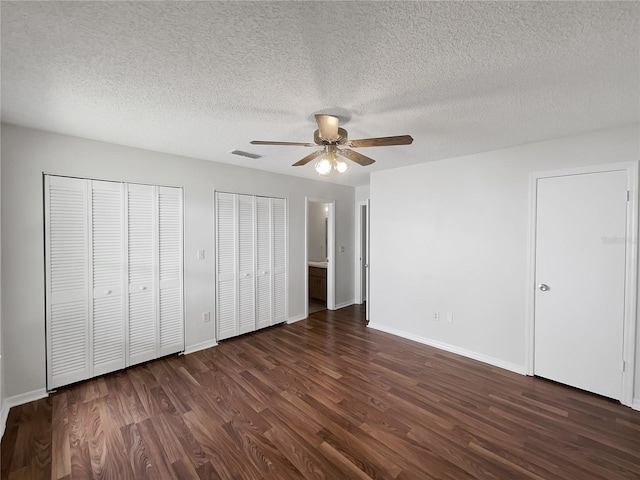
[2,1,638,186]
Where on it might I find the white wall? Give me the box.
[355,185,370,203]
[369,125,640,402]
[0,138,3,436]
[307,202,328,262]
[0,124,355,399]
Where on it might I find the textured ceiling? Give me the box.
[2,1,638,186]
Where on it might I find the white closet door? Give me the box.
[90,181,126,376]
[158,187,184,356]
[238,195,255,335]
[127,183,157,366]
[216,193,237,340]
[272,198,287,324]
[255,197,272,330]
[45,176,90,389]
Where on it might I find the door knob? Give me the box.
[538,284,550,291]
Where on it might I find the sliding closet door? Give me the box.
[238,195,255,335]
[126,183,157,366]
[90,180,126,376]
[216,193,237,340]
[158,187,184,356]
[272,198,287,325]
[255,197,272,330]
[45,176,90,389]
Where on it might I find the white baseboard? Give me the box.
[367,323,527,375]
[287,313,307,324]
[183,339,218,355]
[1,388,49,440]
[334,300,355,310]
[632,399,640,411]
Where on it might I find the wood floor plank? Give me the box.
[2,304,640,479]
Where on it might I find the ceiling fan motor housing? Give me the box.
[314,128,348,145]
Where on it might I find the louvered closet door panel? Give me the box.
[255,197,272,330]
[91,181,126,376]
[238,195,255,334]
[273,198,287,324]
[158,186,184,356]
[127,183,157,366]
[216,193,237,340]
[45,176,90,389]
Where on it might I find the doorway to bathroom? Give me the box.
[305,198,335,316]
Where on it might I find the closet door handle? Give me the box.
[140,286,146,291]
[104,290,112,295]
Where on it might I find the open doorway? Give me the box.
[305,198,335,317]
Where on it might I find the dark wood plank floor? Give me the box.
[2,304,640,479]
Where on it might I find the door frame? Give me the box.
[355,200,368,305]
[525,161,638,407]
[305,198,336,316]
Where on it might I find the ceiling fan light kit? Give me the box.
[315,146,350,177]
[250,113,413,177]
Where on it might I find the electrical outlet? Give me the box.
[339,246,345,253]
[447,312,453,323]
[197,250,205,260]
[202,311,211,323]
[433,312,439,322]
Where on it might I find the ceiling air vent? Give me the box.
[230,149,262,159]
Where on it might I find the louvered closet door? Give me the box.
[238,195,256,335]
[255,197,273,330]
[158,187,184,356]
[90,181,126,376]
[216,193,237,340]
[45,176,90,389]
[272,198,287,324]
[127,183,157,366]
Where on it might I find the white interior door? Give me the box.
[238,195,256,334]
[272,198,287,324]
[216,193,238,340]
[90,180,126,376]
[126,183,157,366]
[157,186,184,356]
[45,176,90,389]
[255,197,273,330]
[534,170,628,399]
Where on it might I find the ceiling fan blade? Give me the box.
[349,135,413,148]
[250,140,316,147]
[292,150,324,166]
[339,148,376,166]
[315,114,339,140]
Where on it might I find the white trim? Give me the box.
[0,406,5,441]
[632,399,640,411]
[182,339,218,355]
[1,388,49,440]
[368,323,526,375]
[335,300,355,310]
[287,313,307,324]
[526,161,639,407]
